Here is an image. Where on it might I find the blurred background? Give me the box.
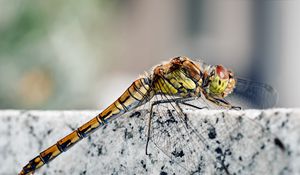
[0,0,299,109]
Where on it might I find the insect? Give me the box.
[19,56,285,175]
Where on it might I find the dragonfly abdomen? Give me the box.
[19,77,153,175]
[99,77,153,122]
[19,116,106,175]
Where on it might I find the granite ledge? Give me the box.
[0,109,299,175]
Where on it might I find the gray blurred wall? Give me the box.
[0,0,298,109]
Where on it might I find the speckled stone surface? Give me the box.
[1,109,300,175]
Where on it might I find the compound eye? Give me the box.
[216,65,229,79]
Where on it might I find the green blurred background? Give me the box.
[0,0,299,109]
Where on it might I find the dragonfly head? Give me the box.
[205,65,236,97]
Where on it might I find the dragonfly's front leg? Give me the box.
[204,94,241,110]
[175,97,209,110]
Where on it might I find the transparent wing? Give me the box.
[226,78,278,109]
[147,95,288,174]
[149,95,215,174]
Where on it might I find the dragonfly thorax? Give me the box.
[151,57,203,98]
[152,69,202,97]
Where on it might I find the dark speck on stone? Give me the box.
[67,124,76,130]
[160,171,168,175]
[237,116,243,122]
[138,126,144,135]
[274,137,285,151]
[140,160,146,169]
[232,133,243,141]
[215,147,222,154]
[80,170,86,175]
[226,149,232,155]
[124,128,133,139]
[87,136,92,142]
[172,149,185,158]
[208,127,217,139]
[130,111,141,118]
[47,129,52,135]
[97,146,103,156]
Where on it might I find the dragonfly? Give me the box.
[19,56,287,175]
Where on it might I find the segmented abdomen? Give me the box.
[19,77,152,175]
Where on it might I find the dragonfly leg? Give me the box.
[204,94,241,110]
[176,99,209,110]
[145,102,154,156]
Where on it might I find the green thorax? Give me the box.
[153,69,200,97]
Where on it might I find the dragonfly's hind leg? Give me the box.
[145,102,154,156]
